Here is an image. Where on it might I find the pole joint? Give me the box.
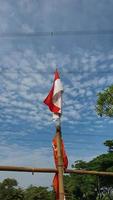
[56,125,61,132]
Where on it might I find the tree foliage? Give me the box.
[96,85,113,117]
[24,186,52,200]
[64,141,113,200]
[0,179,54,200]
[104,140,113,153]
[0,178,24,200]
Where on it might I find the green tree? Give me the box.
[96,85,113,117]
[0,178,24,200]
[104,140,113,153]
[64,167,97,200]
[0,178,54,200]
[64,142,113,200]
[24,186,52,200]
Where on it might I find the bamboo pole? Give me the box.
[0,166,57,173]
[65,169,113,177]
[0,166,113,177]
[56,126,65,200]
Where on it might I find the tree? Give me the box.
[104,140,113,153]
[64,141,113,200]
[96,85,113,117]
[0,179,54,200]
[24,186,52,200]
[0,178,24,200]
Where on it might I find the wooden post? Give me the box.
[56,125,64,200]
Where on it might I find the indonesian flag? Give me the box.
[52,134,68,169]
[43,69,63,120]
[52,134,68,200]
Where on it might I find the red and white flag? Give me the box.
[43,69,63,120]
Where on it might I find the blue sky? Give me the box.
[0,0,113,188]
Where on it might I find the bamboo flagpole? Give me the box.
[43,69,66,199]
[56,125,65,200]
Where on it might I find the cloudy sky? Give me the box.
[0,0,113,188]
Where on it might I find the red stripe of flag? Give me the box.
[43,69,62,114]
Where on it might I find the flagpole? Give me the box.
[56,125,65,200]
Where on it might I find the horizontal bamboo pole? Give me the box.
[0,166,113,177]
[0,166,57,173]
[65,169,113,177]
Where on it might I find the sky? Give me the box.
[0,0,113,188]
